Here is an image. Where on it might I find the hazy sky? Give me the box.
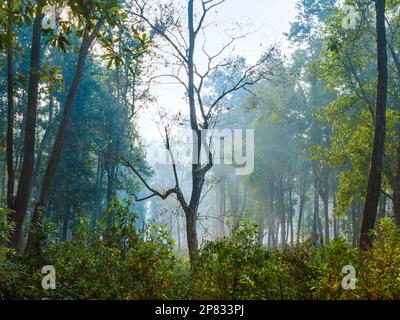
[138,0,298,144]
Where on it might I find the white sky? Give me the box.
[137,0,298,145]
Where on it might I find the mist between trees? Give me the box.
[1,0,400,300]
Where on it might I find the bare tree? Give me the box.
[123,0,277,264]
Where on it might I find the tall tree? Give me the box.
[10,0,45,250]
[6,0,15,210]
[359,0,388,249]
[127,0,275,263]
[28,10,107,249]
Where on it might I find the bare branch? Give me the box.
[119,157,178,201]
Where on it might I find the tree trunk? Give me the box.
[27,18,106,252]
[393,189,400,225]
[288,185,294,244]
[322,196,329,243]
[62,183,71,241]
[10,1,45,251]
[177,213,181,251]
[218,176,226,238]
[106,156,117,227]
[378,193,386,220]
[297,165,307,244]
[182,0,203,263]
[185,207,198,264]
[32,94,55,197]
[268,179,275,248]
[91,157,103,230]
[0,163,6,205]
[6,0,15,210]
[360,0,388,249]
[313,168,323,245]
[257,210,265,246]
[351,202,358,247]
[332,173,339,240]
[278,174,286,245]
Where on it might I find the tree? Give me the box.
[359,0,388,249]
[10,0,46,250]
[6,0,15,210]
[27,2,108,251]
[124,0,276,263]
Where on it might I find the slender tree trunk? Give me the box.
[184,0,202,263]
[297,165,306,244]
[10,1,45,251]
[360,0,388,249]
[257,209,265,246]
[6,0,15,210]
[391,146,400,224]
[332,173,339,239]
[322,196,329,243]
[378,193,386,220]
[91,157,102,230]
[27,18,106,252]
[318,168,330,243]
[218,176,226,238]
[289,186,294,244]
[351,202,358,247]
[333,214,338,240]
[62,182,71,241]
[177,213,181,251]
[316,201,323,245]
[313,168,323,244]
[185,207,198,263]
[106,158,116,227]
[393,189,400,225]
[32,94,54,195]
[268,179,275,248]
[278,174,286,245]
[1,163,6,206]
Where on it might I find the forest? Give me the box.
[1,0,400,300]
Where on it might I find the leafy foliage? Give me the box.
[2,209,400,300]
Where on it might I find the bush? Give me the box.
[2,209,400,300]
[0,204,188,300]
[191,221,275,299]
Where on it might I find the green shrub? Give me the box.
[2,209,400,300]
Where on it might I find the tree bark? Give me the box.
[313,165,323,245]
[297,165,307,244]
[6,0,15,210]
[351,201,358,247]
[393,188,400,225]
[360,0,388,249]
[288,182,294,244]
[257,209,265,246]
[26,17,106,252]
[184,0,202,263]
[185,207,199,264]
[10,1,45,251]
[218,176,226,238]
[268,179,275,248]
[278,174,286,245]
[319,168,330,243]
